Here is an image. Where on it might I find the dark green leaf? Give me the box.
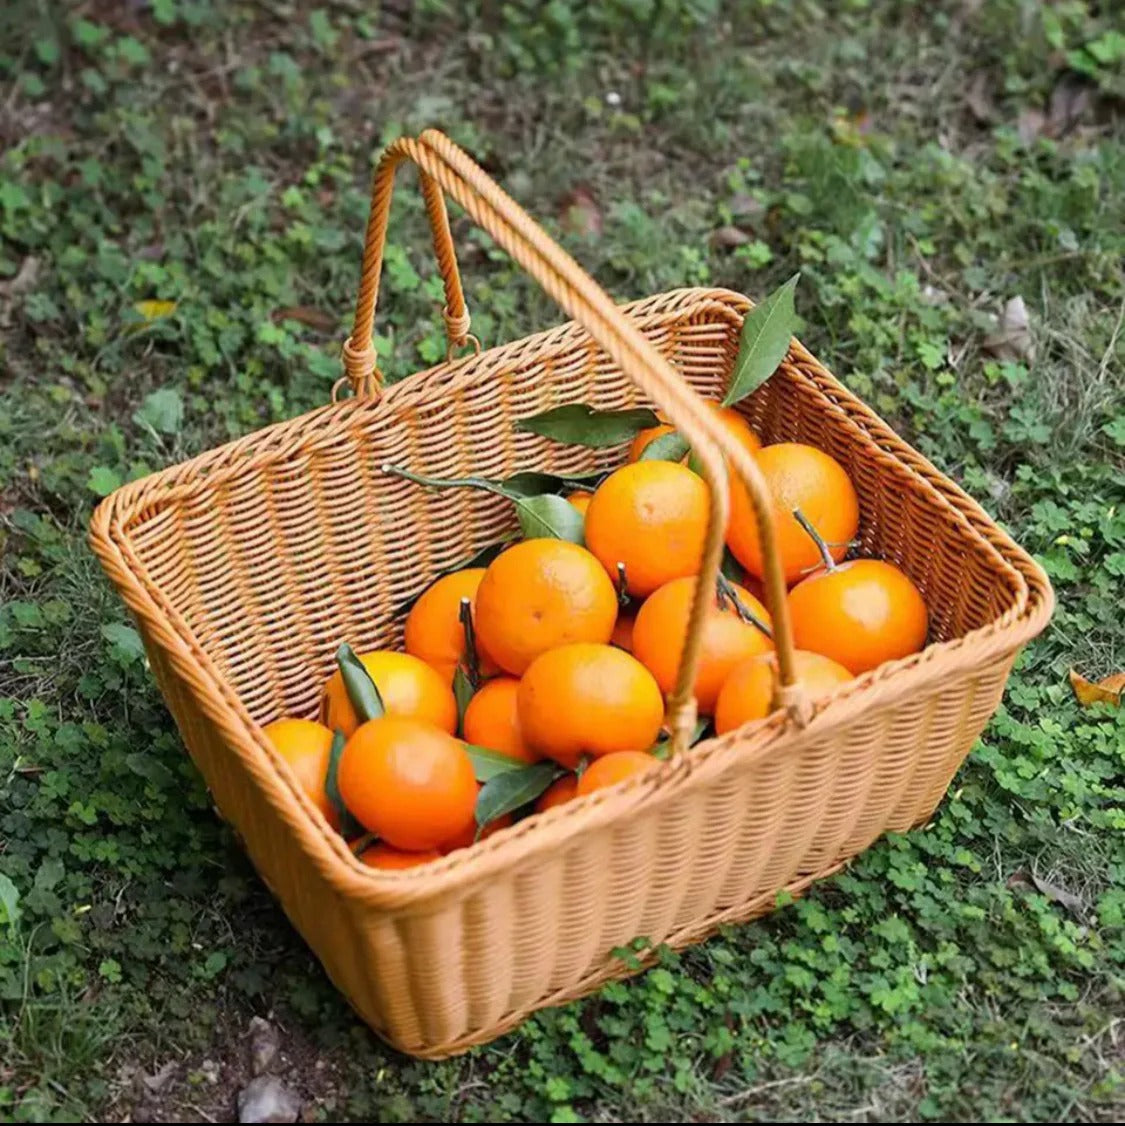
[516,404,661,448]
[476,761,562,826]
[651,720,710,759]
[336,643,384,724]
[515,494,586,542]
[125,752,175,787]
[464,744,530,783]
[723,273,800,406]
[453,665,476,734]
[324,729,363,836]
[721,547,745,583]
[501,471,572,497]
[639,430,691,462]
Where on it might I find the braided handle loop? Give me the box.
[349,131,806,743]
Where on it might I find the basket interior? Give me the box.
[117,292,1026,728]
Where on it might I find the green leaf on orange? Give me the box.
[476,761,562,826]
[464,744,531,783]
[723,273,800,406]
[639,430,691,462]
[336,643,384,725]
[516,404,661,448]
[515,494,585,543]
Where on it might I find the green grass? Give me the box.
[2,1,1124,1121]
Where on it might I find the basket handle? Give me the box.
[348,130,809,745]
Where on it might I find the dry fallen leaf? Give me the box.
[1069,668,1125,708]
[1047,76,1093,139]
[1017,107,1047,145]
[984,295,1034,362]
[729,192,765,223]
[271,305,337,331]
[558,184,602,240]
[710,225,750,250]
[1008,868,1089,922]
[0,256,41,297]
[965,73,996,124]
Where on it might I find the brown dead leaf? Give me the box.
[1018,107,1047,145]
[965,73,997,124]
[558,184,602,240]
[1069,668,1125,708]
[710,225,750,250]
[1008,868,1088,922]
[984,296,1034,362]
[729,192,765,223]
[1048,76,1093,139]
[271,306,337,332]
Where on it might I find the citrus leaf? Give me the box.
[476,761,562,826]
[336,643,384,724]
[501,471,573,497]
[639,430,691,462]
[723,273,800,406]
[514,494,586,543]
[651,719,709,759]
[323,729,363,837]
[453,664,476,733]
[720,547,745,584]
[1069,668,1124,707]
[464,744,531,783]
[516,404,661,448]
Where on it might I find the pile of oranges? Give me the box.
[263,400,929,871]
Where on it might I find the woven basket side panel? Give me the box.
[124,314,727,727]
[139,631,390,1033]
[348,649,1021,1055]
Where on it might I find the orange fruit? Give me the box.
[566,490,593,515]
[610,612,636,652]
[462,677,539,763]
[584,461,710,597]
[714,650,853,735]
[535,774,580,813]
[628,420,675,462]
[321,650,457,738]
[337,717,477,850]
[358,843,442,870]
[518,643,664,769]
[262,718,339,830]
[576,751,656,796]
[628,403,761,468]
[440,809,514,853]
[403,568,497,684]
[631,576,773,714]
[727,442,859,584]
[788,559,928,674]
[474,539,618,675]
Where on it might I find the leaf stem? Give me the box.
[381,463,508,499]
[792,507,837,572]
[715,573,773,639]
[458,597,482,688]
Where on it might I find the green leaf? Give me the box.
[720,547,745,584]
[336,643,384,724]
[515,494,586,543]
[464,744,531,783]
[101,622,145,664]
[87,466,122,496]
[639,430,691,462]
[0,873,21,930]
[723,273,800,406]
[499,471,570,497]
[323,729,362,836]
[133,387,184,435]
[651,720,710,760]
[516,404,661,448]
[476,761,562,826]
[126,752,175,787]
[453,665,476,734]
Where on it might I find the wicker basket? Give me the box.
[89,130,1053,1058]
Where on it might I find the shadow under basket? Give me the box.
[90,136,1052,1060]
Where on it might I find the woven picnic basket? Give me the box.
[89,130,1054,1058]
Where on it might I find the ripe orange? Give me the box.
[714,650,853,735]
[535,774,580,813]
[474,539,618,675]
[321,650,457,738]
[631,576,773,714]
[628,419,675,462]
[518,642,664,768]
[403,568,497,684]
[462,677,539,763]
[610,612,636,652]
[440,809,513,853]
[262,718,339,830]
[576,751,655,796]
[358,843,442,870]
[337,717,477,850]
[566,490,593,515]
[628,403,761,468]
[584,461,710,597]
[727,442,859,584]
[788,559,929,674]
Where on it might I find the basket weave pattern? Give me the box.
[90,134,1052,1058]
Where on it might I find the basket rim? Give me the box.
[89,286,1054,911]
